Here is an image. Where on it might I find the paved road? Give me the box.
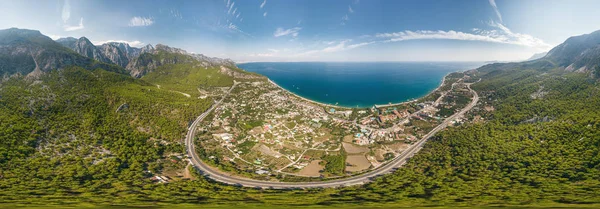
[185,80,479,189]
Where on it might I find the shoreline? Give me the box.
[267,79,352,109]
[266,71,453,110]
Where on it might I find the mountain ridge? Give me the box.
[1,28,237,79]
[0,28,123,77]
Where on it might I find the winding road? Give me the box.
[185,80,479,189]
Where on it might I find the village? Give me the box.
[193,73,476,181]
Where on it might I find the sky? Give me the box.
[2,0,600,62]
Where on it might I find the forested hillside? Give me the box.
[2,59,599,208]
[0,67,216,203]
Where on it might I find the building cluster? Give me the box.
[193,75,474,179]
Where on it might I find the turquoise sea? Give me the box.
[237,62,483,108]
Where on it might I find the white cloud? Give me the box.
[298,40,376,56]
[61,0,83,31]
[228,2,235,14]
[263,12,268,17]
[295,22,550,58]
[322,40,351,53]
[169,9,183,19]
[348,5,354,13]
[342,15,349,21]
[128,16,154,27]
[274,27,301,37]
[488,0,503,23]
[250,53,275,57]
[375,22,551,49]
[260,0,267,9]
[61,0,71,23]
[223,22,253,37]
[268,48,279,53]
[63,17,84,31]
[93,40,145,47]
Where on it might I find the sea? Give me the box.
[237,62,483,108]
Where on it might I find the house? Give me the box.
[213,133,233,142]
[256,169,270,175]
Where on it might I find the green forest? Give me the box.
[1,60,600,209]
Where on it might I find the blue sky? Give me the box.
[2,0,600,62]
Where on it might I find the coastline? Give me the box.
[374,72,449,108]
[266,71,452,110]
[267,79,351,109]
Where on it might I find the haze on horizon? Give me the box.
[1,0,600,63]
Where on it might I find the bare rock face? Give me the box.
[545,30,600,74]
[73,37,112,64]
[0,28,97,77]
[2,28,243,79]
[125,44,237,78]
[98,43,130,67]
[139,44,155,54]
[58,37,141,68]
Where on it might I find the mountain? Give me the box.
[125,44,236,78]
[57,37,133,68]
[544,30,600,72]
[55,36,237,78]
[526,51,547,61]
[476,30,600,78]
[55,37,78,49]
[0,28,122,77]
[72,37,113,64]
[103,42,141,59]
[97,43,131,67]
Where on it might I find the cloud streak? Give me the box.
[274,27,301,37]
[61,0,70,23]
[488,0,503,23]
[128,16,154,27]
[297,40,377,56]
[295,22,550,58]
[63,18,84,31]
[341,1,359,25]
[260,0,267,9]
[228,2,235,14]
[376,22,550,49]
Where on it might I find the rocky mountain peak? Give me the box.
[72,37,111,64]
[140,44,154,54]
[0,28,122,77]
[154,44,188,54]
[544,29,600,73]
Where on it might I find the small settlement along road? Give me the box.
[185,80,479,189]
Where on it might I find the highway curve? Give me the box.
[185,81,479,189]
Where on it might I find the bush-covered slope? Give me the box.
[0,66,216,202]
